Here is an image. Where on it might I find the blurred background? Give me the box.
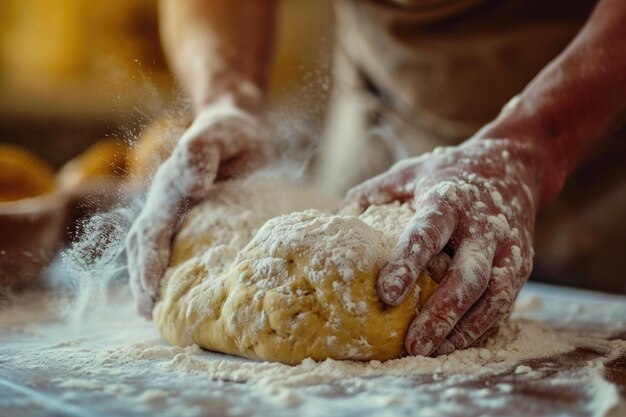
[0,0,334,291]
[0,1,623,296]
[0,0,334,167]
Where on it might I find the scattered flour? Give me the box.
[69,287,623,416]
[587,362,626,417]
[156,322,573,383]
[514,365,533,374]
[56,379,103,390]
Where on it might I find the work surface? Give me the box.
[1,283,625,417]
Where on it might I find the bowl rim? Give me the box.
[0,191,67,216]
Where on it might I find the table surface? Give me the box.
[1,282,625,417]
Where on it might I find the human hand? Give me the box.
[126,97,273,318]
[343,138,541,356]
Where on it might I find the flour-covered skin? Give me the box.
[343,138,542,356]
[127,96,274,317]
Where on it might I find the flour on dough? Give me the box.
[153,178,439,364]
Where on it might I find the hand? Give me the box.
[126,97,273,318]
[343,138,540,356]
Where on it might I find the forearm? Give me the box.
[159,0,277,114]
[476,0,626,207]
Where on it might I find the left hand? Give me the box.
[342,138,540,356]
[126,99,273,318]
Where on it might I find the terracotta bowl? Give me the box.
[0,194,67,290]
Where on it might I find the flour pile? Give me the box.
[156,322,573,382]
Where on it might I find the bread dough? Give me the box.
[153,179,439,364]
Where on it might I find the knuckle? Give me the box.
[410,223,442,256]
[491,292,514,314]
[486,278,515,309]
[490,264,513,282]
[410,208,456,253]
[519,257,533,280]
[389,158,414,173]
[457,260,491,296]
[450,325,479,347]
[471,325,499,347]
[345,183,386,208]
[177,137,218,168]
[429,308,458,329]
[345,185,366,202]
[488,269,511,289]
[417,189,442,208]
[421,223,442,248]
[183,132,208,149]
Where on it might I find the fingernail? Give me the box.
[381,281,403,303]
[436,340,456,356]
[379,266,407,304]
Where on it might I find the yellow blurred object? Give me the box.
[0,0,170,121]
[57,139,130,189]
[0,0,162,85]
[128,116,188,183]
[0,0,86,85]
[54,116,187,191]
[0,144,56,202]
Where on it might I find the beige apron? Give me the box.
[317,0,626,293]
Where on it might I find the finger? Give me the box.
[216,144,269,181]
[127,233,153,318]
[134,283,155,319]
[126,209,175,318]
[132,140,216,288]
[137,226,172,299]
[405,240,495,356]
[213,119,274,181]
[128,232,168,319]
[342,169,416,213]
[377,203,457,305]
[196,112,263,162]
[472,325,501,348]
[126,130,222,319]
[435,261,516,355]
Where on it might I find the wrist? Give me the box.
[196,94,251,118]
[193,76,264,116]
[190,94,262,139]
[472,97,568,208]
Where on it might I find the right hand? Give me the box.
[126,97,274,318]
[341,138,539,356]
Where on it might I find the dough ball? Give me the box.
[218,210,436,363]
[154,179,339,349]
[153,180,439,364]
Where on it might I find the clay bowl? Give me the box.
[0,193,67,291]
